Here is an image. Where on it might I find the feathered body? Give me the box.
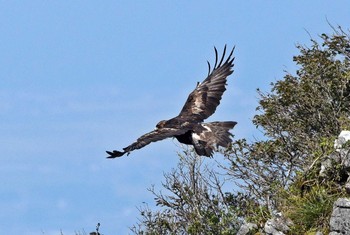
[107,45,236,158]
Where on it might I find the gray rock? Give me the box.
[236,222,258,235]
[329,198,350,234]
[334,130,350,151]
[264,213,292,235]
[264,220,285,235]
[319,149,350,181]
[345,180,350,194]
[322,131,350,182]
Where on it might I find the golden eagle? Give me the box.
[107,45,236,158]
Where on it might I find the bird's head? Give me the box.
[156,120,167,129]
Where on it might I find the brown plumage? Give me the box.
[106,45,236,158]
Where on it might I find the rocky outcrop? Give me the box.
[236,221,257,235]
[263,213,292,235]
[236,213,292,235]
[320,131,350,192]
[238,132,350,235]
[329,198,350,235]
[321,132,350,234]
[237,197,350,235]
[334,130,350,151]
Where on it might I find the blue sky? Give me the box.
[1,1,350,234]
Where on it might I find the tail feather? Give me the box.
[205,121,236,147]
[192,121,237,157]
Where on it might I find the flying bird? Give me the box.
[107,45,237,158]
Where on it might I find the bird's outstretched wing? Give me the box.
[179,45,235,122]
[106,127,189,158]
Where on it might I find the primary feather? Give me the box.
[179,46,235,122]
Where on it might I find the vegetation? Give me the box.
[130,150,241,234]
[131,26,350,234]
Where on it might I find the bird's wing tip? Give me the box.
[106,150,125,158]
